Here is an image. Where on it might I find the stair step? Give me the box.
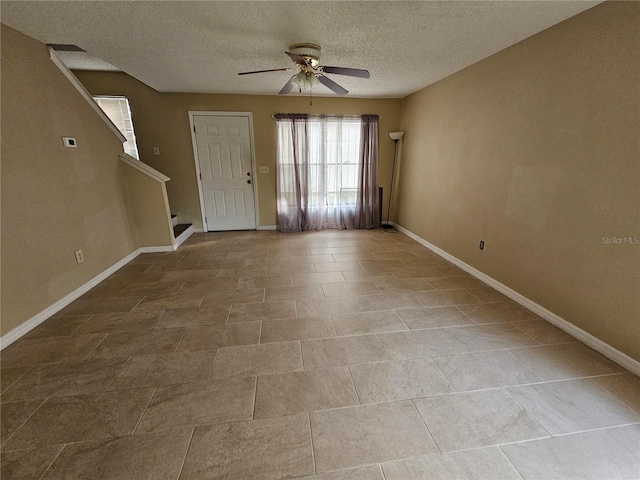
[171,214,178,227]
[173,223,191,238]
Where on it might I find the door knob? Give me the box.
[247,172,251,176]
[247,179,252,184]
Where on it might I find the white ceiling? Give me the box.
[1,1,600,98]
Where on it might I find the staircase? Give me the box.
[171,214,194,248]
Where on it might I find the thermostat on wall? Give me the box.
[62,137,77,148]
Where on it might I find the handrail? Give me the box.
[119,153,170,182]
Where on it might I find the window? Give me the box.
[276,114,380,232]
[93,96,140,159]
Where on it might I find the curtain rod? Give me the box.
[272,114,381,119]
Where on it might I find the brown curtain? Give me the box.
[355,114,380,229]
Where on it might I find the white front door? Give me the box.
[193,114,256,231]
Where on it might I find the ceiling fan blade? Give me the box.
[318,75,348,96]
[238,68,291,76]
[285,51,307,64]
[321,66,370,78]
[279,76,296,95]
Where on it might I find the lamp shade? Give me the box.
[389,132,404,140]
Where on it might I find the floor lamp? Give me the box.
[382,131,404,232]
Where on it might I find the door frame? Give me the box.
[188,111,259,232]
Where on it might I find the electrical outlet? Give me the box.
[74,249,85,264]
[259,166,269,174]
[479,241,485,251]
[153,147,160,155]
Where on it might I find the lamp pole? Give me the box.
[383,132,404,232]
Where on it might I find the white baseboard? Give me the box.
[0,249,142,350]
[394,223,640,376]
[140,245,175,253]
[193,227,205,233]
[174,225,194,248]
[257,225,277,231]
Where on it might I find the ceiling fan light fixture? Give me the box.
[292,71,319,90]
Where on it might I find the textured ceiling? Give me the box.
[1,1,600,98]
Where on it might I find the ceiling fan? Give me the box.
[238,42,370,96]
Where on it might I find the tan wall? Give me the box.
[1,25,138,335]
[121,163,174,248]
[74,71,403,229]
[397,2,640,360]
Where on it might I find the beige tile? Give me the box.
[433,265,468,277]
[108,350,216,389]
[389,266,444,278]
[373,277,434,293]
[377,328,468,361]
[136,376,256,433]
[1,334,107,367]
[0,446,63,480]
[293,271,345,286]
[118,281,184,297]
[342,271,396,283]
[510,343,621,380]
[448,323,539,352]
[414,389,548,452]
[88,328,185,358]
[176,322,260,352]
[302,335,388,369]
[254,367,359,418]
[311,401,437,473]
[507,378,640,435]
[265,285,324,302]
[261,317,336,343]
[382,447,522,480]
[212,341,303,379]
[155,305,231,328]
[216,265,267,277]
[350,358,454,404]
[291,254,335,264]
[73,311,162,334]
[465,287,511,303]
[321,282,380,298]
[332,311,408,336]
[433,350,542,391]
[290,464,384,480]
[228,301,296,322]
[1,400,44,446]
[201,288,264,306]
[310,247,352,255]
[22,315,91,340]
[315,261,363,273]
[56,296,143,316]
[179,277,241,293]
[426,276,485,290]
[414,290,481,307]
[2,389,154,451]
[1,358,127,402]
[332,253,378,263]
[42,430,192,480]
[500,431,639,480]
[159,268,219,282]
[296,294,421,317]
[238,275,292,289]
[181,414,314,479]
[0,367,30,394]
[397,306,473,329]
[267,263,316,275]
[606,424,640,456]
[133,292,204,312]
[457,302,539,324]
[593,373,640,413]
[510,319,577,345]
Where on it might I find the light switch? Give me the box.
[259,166,269,174]
[153,147,160,155]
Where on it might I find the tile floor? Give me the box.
[1,229,639,479]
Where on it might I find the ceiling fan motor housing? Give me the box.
[289,42,321,66]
